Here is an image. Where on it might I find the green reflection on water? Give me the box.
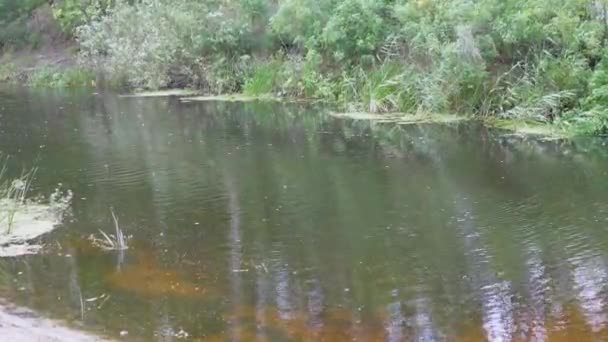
[0,89,607,340]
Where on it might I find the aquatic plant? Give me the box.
[0,160,37,234]
[91,209,129,251]
[28,66,95,88]
[0,157,73,256]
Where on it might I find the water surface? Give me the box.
[0,88,608,341]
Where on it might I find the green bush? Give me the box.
[76,0,263,90]
[4,0,608,134]
[244,61,281,95]
[77,0,203,89]
[0,18,32,49]
[51,0,113,35]
[0,61,18,82]
[0,0,47,49]
[28,67,95,88]
[270,0,331,50]
[570,56,608,134]
[322,0,389,63]
[0,0,45,23]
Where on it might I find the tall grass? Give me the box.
[355,63,405,113]
[243,62,281,96]
[28,67,96,88]
[96,208,128,251]
[0,156,38,234]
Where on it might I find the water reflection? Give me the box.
[0,90,607,340]
[571,255,608,332]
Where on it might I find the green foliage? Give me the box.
[571,56,608,134]
[51,0,114,35]
[5,0,608,134]
[321,0,388,62]
[270,0,331,50]
[0,61,18,82]
[28,67,95,88]
[244,61,281,95]
[273,51,335,98]
[76,0,265,90]
[206,55,253,94]
[338,63,404,113]
[0,18,30,49]
[0,0,44,23]
[537,53,590,94]
[0,157,37,234]
[77,0,204,89]
[0,0,46,49]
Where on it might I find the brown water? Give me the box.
[0,88,608,341]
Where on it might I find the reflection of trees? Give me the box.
[405,125,515,341]
[3,90,608,339]
[224,171,245,340]
[78,97,608,339]
[395,124,608,340]
[571,255,608,332]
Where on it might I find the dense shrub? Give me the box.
[5,0,608,133]
[270,0,331,51]
[28,66,95,88]
[76,0,264,90]
[77,0,206,89]
[51,0,114,35]
[321,0,389,63]
[0,0,46,49]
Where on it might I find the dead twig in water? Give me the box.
[90,209,129,251]
[96,294,111,310]
[111,209,126,250]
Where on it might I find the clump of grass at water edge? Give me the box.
[0,156,73,256]
[0,161,37,235]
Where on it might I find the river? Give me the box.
[0,88,607,341]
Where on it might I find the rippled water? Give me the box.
[0,88,608,341]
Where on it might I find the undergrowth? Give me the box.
[3,0,608,135]
[0,157,37,234]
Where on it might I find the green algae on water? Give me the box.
[329,112,470,125]
[486,118,571,140]
[180,94,281,102]
[119,89,202,98]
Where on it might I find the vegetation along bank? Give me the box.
[2,0,608,135]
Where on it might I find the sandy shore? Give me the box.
[0,301,110,342]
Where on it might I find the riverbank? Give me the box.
[2,0,608,136]
[0,300,110,342]
[0,50,576,140]
[0,47,587,141]
[120,89,577,139]
[0,3,93,88]
[0,47,94,88]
